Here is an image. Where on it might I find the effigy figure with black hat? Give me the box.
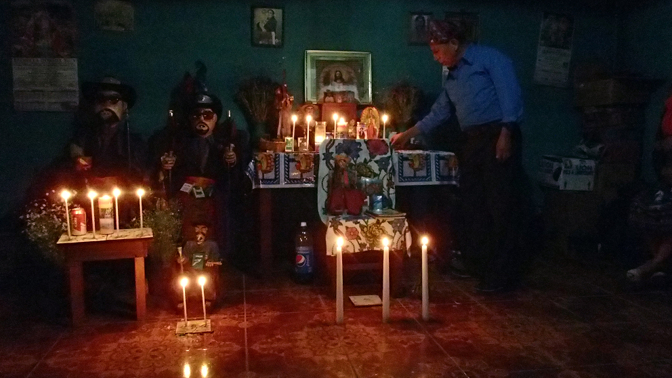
[162,92,249,273]
[68,76,147,194]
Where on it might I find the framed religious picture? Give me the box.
[305,50,372,104]
[444,11,479,43]
[409,12,432,45]
[251,6,283,47]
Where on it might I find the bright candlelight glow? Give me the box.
[136,188,145,197]
[100,194,110,201]
[315,135,325,144]
[200,364,208,378]
[180,277,189,288]
[291,114,298,123]
[332,113,338,122]
[60,190,71,200]
[306,114,312,124]
[87,190,97,200]
[422,236,429,245]
[112,188,121,197]
[382,114,389,124]
[198,276,206,286]
[339,117,345,124]
[382,237,389,247]
[337,237,343,247]
[183,363,191,378]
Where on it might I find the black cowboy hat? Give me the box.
[189,92,223,120]
[82,76,137,108]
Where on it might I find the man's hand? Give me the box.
[177,256,187,265]
[161,152,176,170]
[224,150,237,167]
[495,127,512,161]
[391,125,421,150]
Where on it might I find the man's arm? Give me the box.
[392,86,452,148]
[487,51,523,127]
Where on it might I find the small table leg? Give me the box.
[68,261,85,326]
[134,257,146,321]
[259,189,273,276]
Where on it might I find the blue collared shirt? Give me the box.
[417,44,523,134]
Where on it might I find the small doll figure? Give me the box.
[327,155,365,215]
[175,222,221,307]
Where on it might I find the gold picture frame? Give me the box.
[304,50,372,104]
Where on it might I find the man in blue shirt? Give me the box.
[392,19,529,293]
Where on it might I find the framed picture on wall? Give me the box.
[305,50,372,104]
[444,11,479,43]
[251,6,283,47]
[409,12,432,45]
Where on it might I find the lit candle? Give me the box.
[180,276,188,322]
[112,187,121,233]
[305,114,312,146]
[332,113,338,131]
[336,237,344,324]
[200,364,208,378]
[337,117,347,138]
[291,114,297,140]
[198,275,207,321]
[421,236,429,321]
[382,237,390,323]
[87,190,97,238]
[60,190,72,239]
[136,188,145,230]
[382,114,389,139]
[183,363,191,378]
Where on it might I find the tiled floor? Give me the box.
[1,254,671,378]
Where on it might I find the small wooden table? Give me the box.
[57,229,153,325]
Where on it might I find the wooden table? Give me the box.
[57,229,153,325]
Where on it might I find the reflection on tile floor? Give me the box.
[1,255,671,378]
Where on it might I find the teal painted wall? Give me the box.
[620,0,672,181]
[0,0,618,221]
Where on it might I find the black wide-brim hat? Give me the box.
[189,93,223,120]
[82,76,137,108]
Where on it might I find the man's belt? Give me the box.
[180,176,216,198]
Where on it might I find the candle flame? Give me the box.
[183,363,191,378]
[339,117,345,124]
[200,364,208,378]
[60,190,71,200]
[180,277,188,288]
[382,237,389,247]
[306,115,312,123]
[136,188,145,197]
[421,236,429,245]
[87,190,97,200]
[332,113,338,121]
[382,114,389,123]
[198,276,206,286]
[291,114,297,122]
[100,195,111,200]
[315,135,325,144]
[337,237,343,247]
[112,187,121,197]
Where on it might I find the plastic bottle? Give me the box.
[294,222,314,284]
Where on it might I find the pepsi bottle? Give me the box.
[294,222,314,284]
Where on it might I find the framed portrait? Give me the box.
[444,11,479,43]
[251,6,283,47]
[409,12,432,45]
[305,50,372,104]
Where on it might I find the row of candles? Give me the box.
[60,187,146,239]
[335,235,430,324]
[285,112,390,151]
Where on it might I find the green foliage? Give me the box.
[135,198,183,266]
[20,190,68,265]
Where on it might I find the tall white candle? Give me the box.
[61,190,72,239]
[87,191,97,238]
[382,114,389,139]
[421,236,429,321]
[198,275,207,321]
[306,115,312,147]
[113,188,121,233]
[136,188,145,230]
[336,237,344,324]
[382,237,390,323]
[180,277,188,322]
[291,114,297,140]
[332,113,338,131]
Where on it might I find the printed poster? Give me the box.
[533,12,575,88]
[10,0,78,111]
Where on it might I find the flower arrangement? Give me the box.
[20,190,68,264]
[235,76,278,141]
[382,82,422,132]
